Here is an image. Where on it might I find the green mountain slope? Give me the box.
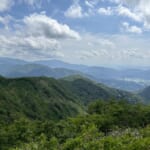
[0,76,141,124]
[60,76,141,104]
[0,77,84,123]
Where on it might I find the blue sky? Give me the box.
[0,0,150,67]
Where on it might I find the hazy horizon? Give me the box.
[1,56,150,69]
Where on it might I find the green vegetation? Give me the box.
[0,76,140,123]
[0,77,84,123]
[60,77,141,104]
[0,76,150,149]
[1,100,150,149]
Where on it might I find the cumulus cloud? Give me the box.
[109,0,150,30]
[23,13,80,39]
[122,22,142,34]
[63,0,150,32]
[64,0,90,18]
[0,34,60,59]
[65,0,100,18]
[97,5,142,22]
[0,13,80,60]
[116,5,142,22]
[64,2,85,18]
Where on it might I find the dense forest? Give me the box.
[1,100,150,149]
[0,77,150,149]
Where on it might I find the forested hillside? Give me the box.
[60,77,141,104]
[1,100,150,149]
[0,76,141,124]
[0,76,150,149]
[0,76,84,122]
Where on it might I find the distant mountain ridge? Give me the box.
[6,64,83,78]
[0,57,149,91]
[33,59,150,91]
[34,59,150,80]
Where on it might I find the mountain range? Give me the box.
[0,57,150,91]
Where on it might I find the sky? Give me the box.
[0,0,150,67]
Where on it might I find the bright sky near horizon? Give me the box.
[0,0,150,67]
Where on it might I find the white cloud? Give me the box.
[0,0,44,12]
[23,13,80,39]
[58,33,150,66]
[0,25,150,66]
[0,15,14,28]
[60,34,117,63]
[98,7,113,15]
[97,5,142,22]
[0,16,8,25]
[109,0,150,30]
[0,0,13,12]
[65,0,150,32]
[0,13,80,60]
[121,49,148,59]
[116,5,142,22]
[64,0,91,19]
[79,48,110,60]
[85,1,94,8]
[85,0,99,8]
[0,34,60,59]
[122,22,142,34]
[64,3,84,18]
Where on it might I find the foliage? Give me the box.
[0,77,84,123]
[0,76,140,124]
[0,100,150,149]
[0,77,149,149]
